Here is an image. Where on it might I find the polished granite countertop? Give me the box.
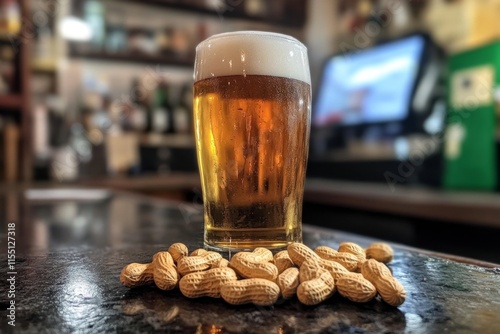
[1,189,499,333]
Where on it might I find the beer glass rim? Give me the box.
[196,31,306,52]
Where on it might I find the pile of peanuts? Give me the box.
[120,242,406,307]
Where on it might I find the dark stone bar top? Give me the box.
[1,189,499,333]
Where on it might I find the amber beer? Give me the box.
[194,32,311,251]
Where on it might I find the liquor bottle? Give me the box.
[173,83,192,134]
[105,7,126,53]
[129,78,148,132]
[84,0,105,50]
[152,79,174,134]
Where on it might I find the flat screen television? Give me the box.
[314,35,425,127]
[309,34,445,184]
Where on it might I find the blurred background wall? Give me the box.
[1,0,498,187]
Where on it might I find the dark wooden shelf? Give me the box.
[69,48,194,67]
[0,31,18,44]
[0,94,22,109]
[120,0,306,28]
[304,178,500,229]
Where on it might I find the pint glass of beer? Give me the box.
[194,31,311,251]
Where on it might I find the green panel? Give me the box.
[444,42,498,190]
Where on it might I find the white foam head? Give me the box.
[195,31,310,85]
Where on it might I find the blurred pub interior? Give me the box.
[1,0,499,262]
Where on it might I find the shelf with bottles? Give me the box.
[32,76,196,182]
[73,0,307,28]
[1,0,35,105]
[0,0,31,182]
[68,0,306,67]
[67,0,202,67]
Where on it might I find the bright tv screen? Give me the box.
[313,35,425,127]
